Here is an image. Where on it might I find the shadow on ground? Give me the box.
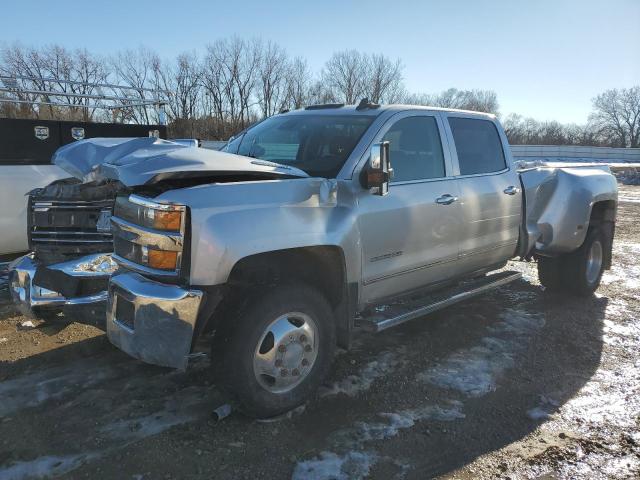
[0,274,609,479]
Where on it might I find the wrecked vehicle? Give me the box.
[20,103,620,417]
[0,118,167,256]
[9,178,119,322]
[7,137,170,323]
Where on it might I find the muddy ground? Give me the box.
[1,185,639,480]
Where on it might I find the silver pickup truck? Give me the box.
[11,102,618,417]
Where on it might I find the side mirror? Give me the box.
[363,142,392,195]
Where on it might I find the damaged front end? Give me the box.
[10,136,305,332]
[9,178,122,324]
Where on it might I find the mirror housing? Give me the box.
[363,141,391,195]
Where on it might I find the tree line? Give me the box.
[0,41,638,147]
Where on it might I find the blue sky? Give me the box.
[3,0,639,123]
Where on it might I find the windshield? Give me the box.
[227,115,374,178]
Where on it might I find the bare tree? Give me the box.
[3,40,638,147]
[155,52,201,122]
[0,43,110,121]
[72,48,110,121]
[590,86,640,147]
[404,88,499,114]
[203,37,261,135]
[363,54,404,103]
[257,41,289,117]
[502,113,607,146]
[39,45,109,121]
[1,43,56,118]
[201,43,227,131]
[110,47,162,124]
[321,50,367,104]
[285,57,312,109]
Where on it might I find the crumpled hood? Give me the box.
[53,137,309,186]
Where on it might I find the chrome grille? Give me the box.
[29,198,114,247]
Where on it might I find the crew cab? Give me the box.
[11,102,618,417]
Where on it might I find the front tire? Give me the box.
[211,284,336,418]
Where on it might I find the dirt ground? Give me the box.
[1,185,639,480]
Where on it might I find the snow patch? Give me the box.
[100,386,210,441]
[417,309,544,396]
[527,395,560,420]
[618,196,640,204]
[0,363,119,416]
[605,299,631,318]
[601,270,640,289]
[337,402,465,445]
[293,401,463,479]
[563,358,640,429]
[527,407,551,420]
[320,350,404,398]
[292,451,377,480]
[0,453,97,480]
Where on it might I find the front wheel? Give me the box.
[211,285,336,418]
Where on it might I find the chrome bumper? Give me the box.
[9,253,116,318]
[106,272,203,369]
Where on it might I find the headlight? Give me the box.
[115,195,185,233]
[112,195,187,276]
[150,210,182,231]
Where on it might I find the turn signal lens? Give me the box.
[148,250,178,270]
[153,210,182,231]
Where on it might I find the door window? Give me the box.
[448,117,506,175]
[382,116,445,182]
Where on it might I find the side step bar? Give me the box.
[359,271,522,332]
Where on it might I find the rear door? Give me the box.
[357,111,462,304]
[443,114,521,274]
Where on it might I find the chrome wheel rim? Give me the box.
[253,312,319,393]
[586,240,603,284]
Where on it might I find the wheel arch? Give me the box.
[205,246,356,349]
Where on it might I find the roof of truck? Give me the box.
[279,103,496,119]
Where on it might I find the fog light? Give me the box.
[148,250,178,270]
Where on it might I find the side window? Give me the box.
[382,116,445,182]
[448,117,506,175]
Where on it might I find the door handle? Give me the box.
[436,194,458,205]
[503,185,521,195]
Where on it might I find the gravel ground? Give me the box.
[0,184,638,480]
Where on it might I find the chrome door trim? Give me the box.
[458,241,519,259]
[363,255,459,286]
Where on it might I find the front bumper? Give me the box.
[106,271,203,369]
[9,253,116,319]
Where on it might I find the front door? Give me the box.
[357,112,462,305]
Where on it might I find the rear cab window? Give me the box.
[448,117,506,175]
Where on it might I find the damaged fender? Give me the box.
[519,165,618,256]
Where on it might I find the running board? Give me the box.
[359,271,522,332]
